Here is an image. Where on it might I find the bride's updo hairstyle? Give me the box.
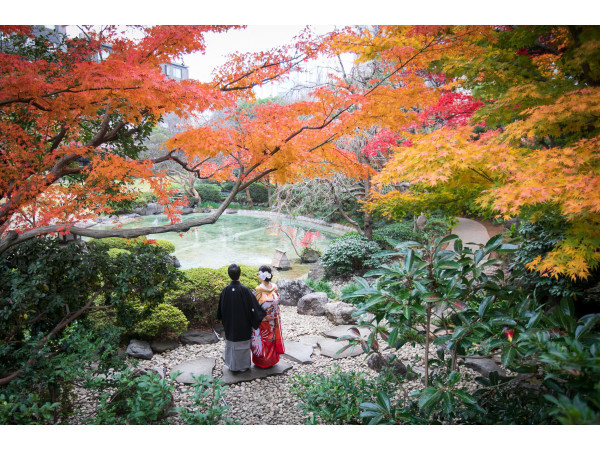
[257,265,273,282]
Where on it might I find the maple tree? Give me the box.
[333,25,600,280]
[0,25,366,254]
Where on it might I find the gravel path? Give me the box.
[68,305,482,425]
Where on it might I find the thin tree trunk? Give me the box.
[245,187,253,207]
[425,302,432,387]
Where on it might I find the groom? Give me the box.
[216,264,266,372]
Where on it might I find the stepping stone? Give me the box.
[317,337,364,359]
[150,339,180,353]
[220,361,293,385]
[171,357,216,384]
[281,340,314,364]
[322,325,371,340]
[464,357,509,380]
[297,335,321,348]
[180,330,218,345]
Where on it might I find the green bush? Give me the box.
[321,234,387,276]
[373,222,420,249]
[290,366,399,424]
[131,303,189,340]
[304,278,335,299]
[195,183,223,203]
[107,248,131,258]
[107,191,158,214]
[339,282,363,305]
[177,375,237,424]
[89,237,175,254]
[166,265,258,328]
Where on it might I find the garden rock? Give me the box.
[464,357,509,380]
[277,279,315,306]
[281,340,314,364]
[171,256,181,268]
[324,301,357,325]
[171,357,216,384]
[297,292,329,316]
[180,330,219,345]
[226,209,238,214]
[146,202,164,215]
[197,207,211,213]
[220,361,293,385]
[307,262,326,281]
[134,207,147,216]
[367,353,407,376]
[322,324,371,340]
[182,207,194,215]
[150,339,180,353]
[301,249,320,263]
[317,336,363,359]
[126,339,153,360]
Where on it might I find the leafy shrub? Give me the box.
[107,248,131,258]
[177,375,237,424]
[373,222,420,249]
[107,191,158,214]
[339,282,363,305]
[290,366,398,424]
[84,369,175,424]
[0,237,181,423]
[195,183,223,203]
[304,278,335,299]
[166,265,258,327]
[321,234,387,276]
[131,303,189,340]
[89,236,175,254]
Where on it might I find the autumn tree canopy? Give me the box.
[0,25,369,253]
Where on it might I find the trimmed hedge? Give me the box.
[89,237,175,254]
[131,303,189,340]
[194,183,223,203]
[165,264,259,328]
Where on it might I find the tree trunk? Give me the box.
[363,177,373,240]
[245,187,254,207]
[425,302,431,388]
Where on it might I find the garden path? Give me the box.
[451,217,491,252]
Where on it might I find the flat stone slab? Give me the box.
[281,340,314,364]
[297,335,321,348]
[322,325,371,340]
[171,357,216,384]
[464,357,509,380]
[317,337,364,359]
[220,361,293,385]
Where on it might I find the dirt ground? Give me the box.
[478,219,506,238]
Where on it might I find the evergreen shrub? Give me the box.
[195,183,223,203]
[321,234,387,276]
[131,303,189,340]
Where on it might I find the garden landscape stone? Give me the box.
[126,339,153,360]
[220,361,293,385]
[367,353,407,376]
[145,202,165,215]
[171,357,216,384]
[297,292,329,316]
[226,209,238,214]
[181,207,194,215]
[301,249,320,263]
[322,324,371,340]
[180,330,219,345]
[324,301,357,325]
[463,357,509,380]
[150,339,180,353]
[197,207,212,213]
[297,335,320,348]
[317,336,364,359]
[277,279,315,306]
[281,340,314,364]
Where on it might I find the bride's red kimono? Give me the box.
[251,283,285,368]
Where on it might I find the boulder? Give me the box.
[307,262,326,281]
[226,209,238,214]
[197,207,212,213]
[146,202,164,215]
[367,353,407,376]
[150,339,180,353]
[171,256,181,268]
[301,249,320,263]
[134,207,147,216]
[180,330,219,345]
[181,207,194,215]
[126,339,153,360]
[297,292,329,316]
[324,301,357,325]
[464,357,509,380]
[277,279,315,306]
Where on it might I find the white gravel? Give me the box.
[67,305,482,425]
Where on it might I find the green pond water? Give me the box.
[92,213,342,278]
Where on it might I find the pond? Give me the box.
[91,212,343,278]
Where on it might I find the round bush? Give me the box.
[131,303,188,340]
[321,234,387,276]
[195,183,223,203]
[373,222,421,249]
[107,248,131,258]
